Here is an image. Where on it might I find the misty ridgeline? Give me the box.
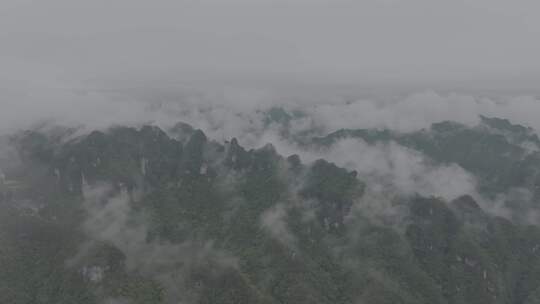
[3,0,540,303]
[2,98,540,304]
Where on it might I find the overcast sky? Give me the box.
[1,0,540,89]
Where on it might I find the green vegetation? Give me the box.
[3,118,540,303]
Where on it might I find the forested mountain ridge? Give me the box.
[309,115,540,222]
[2,117,540,304]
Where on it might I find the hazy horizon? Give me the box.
[2,0,540,92]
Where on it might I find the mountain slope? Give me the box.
[2,120,540,303]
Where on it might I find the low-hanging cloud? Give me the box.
[260,203,297,250]
[254,133,479,227]
[2,63,540,147]
[296,138,477,201]
[302,91,540,135]
[72,183,237,303]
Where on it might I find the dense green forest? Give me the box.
[2,115,540,304]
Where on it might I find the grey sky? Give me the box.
[1,0,540,88]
